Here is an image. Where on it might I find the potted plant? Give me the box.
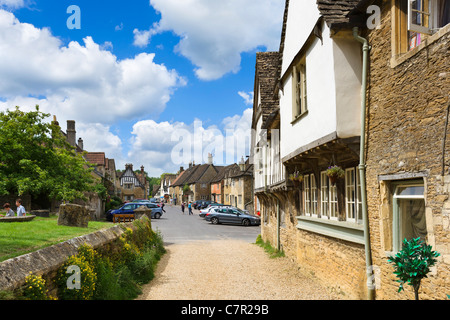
[326,165,345,185]
[289,171,303,187]
[388,237,440,300]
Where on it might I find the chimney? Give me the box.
[51,115,60,139]
[126,163,133,171]
[208,153,213,165]
[141,165,145,176]
[180,166,184,173]
[78,138,84,151]
[67,120,76,147]
[239,157,245,171]
[189,161,192,169]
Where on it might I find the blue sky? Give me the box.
[0,0,284,176]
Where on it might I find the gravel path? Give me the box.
[137,240,340,300]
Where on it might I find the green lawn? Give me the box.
[0,215,113,262]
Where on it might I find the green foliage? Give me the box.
[255,234,285,259]
[0,106,94,202]
[23,273,51,300]
[388,237,440,300]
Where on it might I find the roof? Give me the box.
[85,152,106,166]
[254,52,280,128]
[316,0,365,28]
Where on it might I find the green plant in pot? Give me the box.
[289,171,303,187]
[326,165,344,185]
[388,237,440,300]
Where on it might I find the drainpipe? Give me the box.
[353,27,375,301]
[277,199,280,251]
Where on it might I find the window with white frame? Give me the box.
[310,174,318,216]
[320,171,339,220]
[392,181,426,252]
[395,0,449,52]
[292,58,307,121]
[304,174,311,215]
[345,168,357,221]
[320,172,329,218]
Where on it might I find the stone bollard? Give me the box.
[134,205,152,220]
[58,203,89,228]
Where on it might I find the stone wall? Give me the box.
[0,221,139,293]
[259,189,366,299]
[364,2,450,300]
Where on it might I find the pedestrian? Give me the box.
[161,201,166,213]
[16,199,26,217]
[188,201,193,215]
[1,203,15,217]
[181,202,185,214]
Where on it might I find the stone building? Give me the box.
[356,0,450,300]
[117,164,149,202]
[253,0,449,300]
[222,160,254,213]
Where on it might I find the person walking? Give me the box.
[161,201,166,213]
[181,202,185,214]
[188,201,193,215]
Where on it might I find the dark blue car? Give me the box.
[106,202,163,222]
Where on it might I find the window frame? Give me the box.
[292,58,307,122]
[392,181,426,252]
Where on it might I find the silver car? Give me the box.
[205,207,260,226]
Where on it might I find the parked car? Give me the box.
[205,207,261,226]
[192,200,203,209]
[199,204,231,218]
[199,201,220,209]
[106,202,163,221]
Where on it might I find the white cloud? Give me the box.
[0,9,186,124]
[0,0,25,9]
[128,108,253,176]
[238,91,254,106]
[135,0,284,80]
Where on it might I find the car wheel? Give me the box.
[242,219,250,226]
[155,212,161,219]
[211,217,219,225]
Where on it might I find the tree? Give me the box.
[388,237,440,300]
[0,106,95,203]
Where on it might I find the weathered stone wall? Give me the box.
[365,1,450,300]
[0,221,141,293]
[259,190,366,299]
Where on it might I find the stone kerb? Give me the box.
[0,224,129,292]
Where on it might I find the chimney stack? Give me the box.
[67,120,76,147]
[78,138,84,151]
[208,153,213,165]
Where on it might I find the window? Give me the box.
[395,0,450,53]
[320,171,338,220]
[311,174,318,216]
[304,174,310,215]
[393,182,427,252]
[345,168,357,222]
[345,168,363,224]
[292,58,307,121]
[320,172,329,218]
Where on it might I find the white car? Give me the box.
[199,205,231,218]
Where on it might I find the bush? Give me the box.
[23,273,50,300]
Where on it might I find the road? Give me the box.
[150,204,261,244]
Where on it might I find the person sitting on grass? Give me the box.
[16,199,26,217]
[2,203,15,217]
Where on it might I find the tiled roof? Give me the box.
[255,52,280,127]
[316,0,365,28]
[85,152,106,166]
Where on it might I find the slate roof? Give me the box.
[316,0,367,28]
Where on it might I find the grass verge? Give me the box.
[0,215,112,262]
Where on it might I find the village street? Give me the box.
[137,205,342,301]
